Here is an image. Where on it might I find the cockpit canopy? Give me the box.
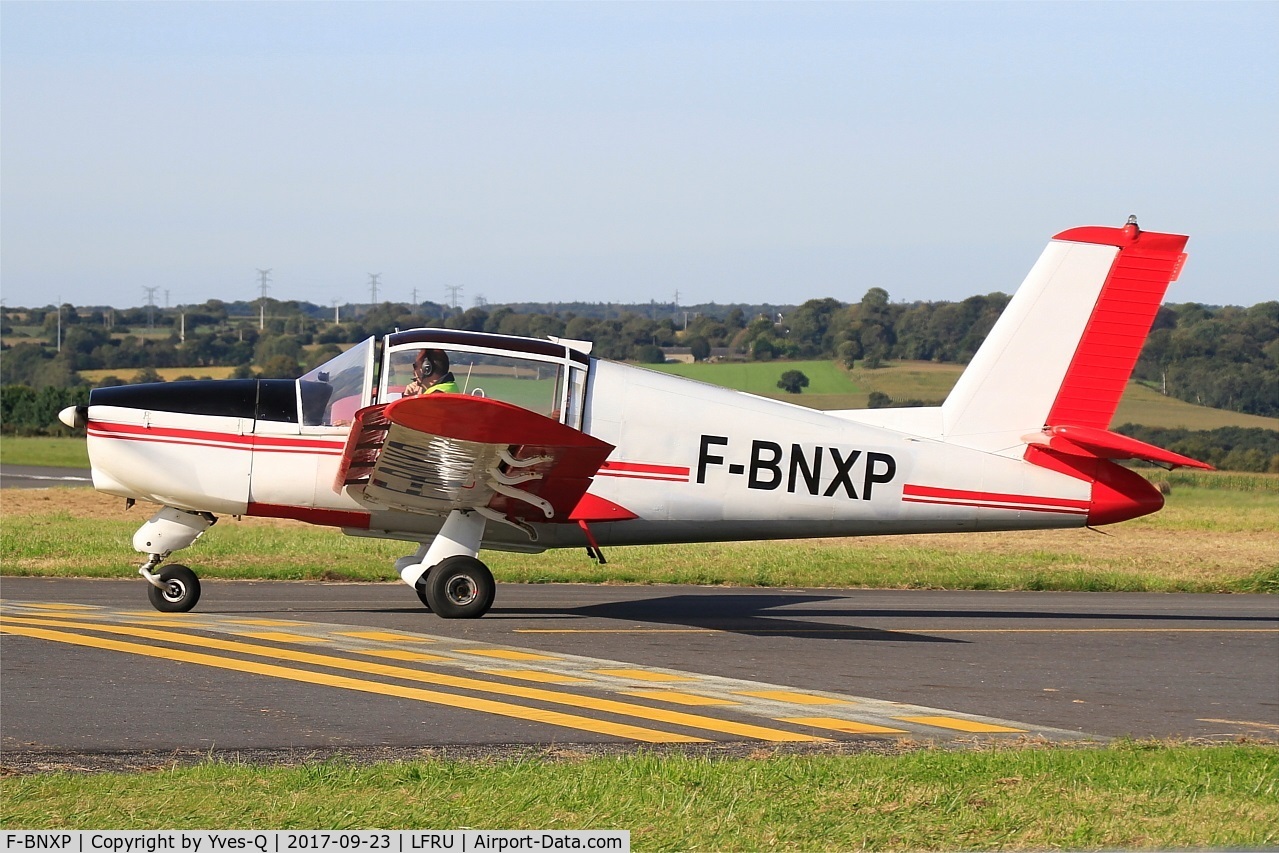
[299,330,591,428]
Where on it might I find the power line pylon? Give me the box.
[142,286,160,329]
[256,269,272,330]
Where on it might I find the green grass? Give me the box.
[652,359,1279,430]
[3,744,1275,849]
[652,359,861,397]
[3,483,1275,592]
[0,436,90,468]
[1118,382,1279,430]
[1141,468,1279,493]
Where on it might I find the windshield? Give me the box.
[298,337,374,426]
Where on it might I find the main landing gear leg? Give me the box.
[398,510,495,619]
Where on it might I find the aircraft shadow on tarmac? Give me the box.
[482,591,1278,642]
[489,593,967,643]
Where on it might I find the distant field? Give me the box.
[78,366,239,382]
[652,359,1279,431]
[652,359,861,396]
[1114,382,1279,430]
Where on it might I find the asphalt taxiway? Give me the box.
[2,578,1275,768]
[0,465,93,489]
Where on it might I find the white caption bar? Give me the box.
[2,832,629,853]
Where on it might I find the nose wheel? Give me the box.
[145,564,202,613]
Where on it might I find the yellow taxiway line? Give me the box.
[0,614,825,744]
[1,620,702,744]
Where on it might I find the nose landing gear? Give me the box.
[133,507,215,613]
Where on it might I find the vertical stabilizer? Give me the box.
[940,221,1188,456]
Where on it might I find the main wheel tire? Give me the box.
[414,572,433,612]
[424,556,495,619]
[146,564,201,613]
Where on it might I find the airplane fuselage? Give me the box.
[83,353,1151,555]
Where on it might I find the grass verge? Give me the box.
[1,485,1275,592]
[0,436,90,468]
[3,744,1276,850]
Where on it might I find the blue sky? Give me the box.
[2,2,1275,311]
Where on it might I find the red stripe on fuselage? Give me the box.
[903,484,1089,510]
[902,484,1089,514]
[87,422,345,455]
[597,461,690,482]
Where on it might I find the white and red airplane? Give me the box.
[60,219,1209,617]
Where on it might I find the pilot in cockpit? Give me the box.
[403,349,460,397]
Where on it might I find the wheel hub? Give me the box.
[444,575,477,606]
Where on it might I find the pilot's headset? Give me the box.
[414,349,449,383]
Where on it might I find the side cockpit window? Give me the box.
[385,346,564,419]
[297,337,375,426]
[379,331,592,428]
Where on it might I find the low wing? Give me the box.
[335,395,616,523]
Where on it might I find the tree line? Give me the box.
[4,292,1276,417]
[1114,425,1279,474]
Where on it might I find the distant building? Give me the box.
[660,346,745,363]
[659,347,695,364]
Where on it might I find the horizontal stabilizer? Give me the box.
[1029,424,1213,470]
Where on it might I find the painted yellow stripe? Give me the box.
[622,690,739,707]
[336,631,433,644]
[358,649,450,663]
[591,668,695,683]
[225,619,306,627]
[780,717,908,735]
[896,716,1025,733]
[459,649,558,661]
[0,621,701,744]
[2,615,824,743]
[735,690,848,705]
[480,670,590,685]
[15,603,98,611]
[238,632,328,644]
